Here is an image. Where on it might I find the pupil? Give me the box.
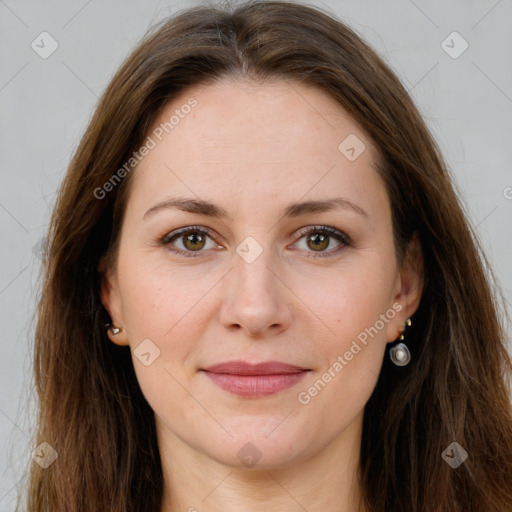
[187,233,202,248]
[312,234,324,245]
[310,233,328,250]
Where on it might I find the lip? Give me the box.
[201,360,310,397]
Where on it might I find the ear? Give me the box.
[386,231,424,342]
[98,255,130,346]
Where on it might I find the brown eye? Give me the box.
[294,226,351,259]
[306,232,330,252]
[160,227,219,258]
[182,231,206,251]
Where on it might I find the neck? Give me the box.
[158,412,367,512]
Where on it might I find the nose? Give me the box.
[218,245,294,338]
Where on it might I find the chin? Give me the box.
[196,420,315,470]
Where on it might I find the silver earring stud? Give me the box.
[105,323,121,335]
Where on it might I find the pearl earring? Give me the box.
[390,318,412,366]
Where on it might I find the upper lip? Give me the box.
[202,360,309,375]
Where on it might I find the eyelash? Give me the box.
[158,225,351,260]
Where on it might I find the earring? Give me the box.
[389,318,412,366]
[105,323,121,335]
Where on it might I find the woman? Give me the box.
[19,0,512,510]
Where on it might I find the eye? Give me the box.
[159,226,220,258]
[293,225,351,259]
[158,225,351,259]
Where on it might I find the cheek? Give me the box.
[300,251,396,345]
[293,256,395,409]
[117,263,210,416]
[119,256,211,337]
[117,257,226,394]
[294,293,390,442]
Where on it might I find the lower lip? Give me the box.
[202,371,309,397]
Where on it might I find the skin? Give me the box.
[100,78,423,512]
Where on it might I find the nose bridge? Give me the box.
[230,233,280,302]
[219,232,292,335]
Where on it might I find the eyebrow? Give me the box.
[142,196,367,220]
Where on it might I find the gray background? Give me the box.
[1,0,511,509]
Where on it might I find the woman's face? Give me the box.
[101,78,422,469]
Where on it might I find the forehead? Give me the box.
[127,78,387,220]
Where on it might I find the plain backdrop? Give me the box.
[1,0,511,509]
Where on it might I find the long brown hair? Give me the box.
[18,1,512,510]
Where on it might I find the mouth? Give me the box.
[200,360,311,397]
